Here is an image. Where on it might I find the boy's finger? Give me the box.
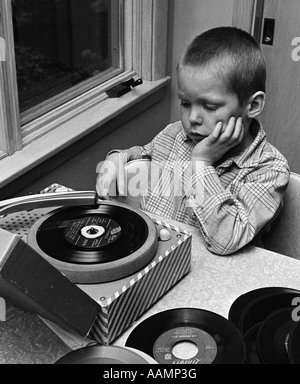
[99,194,111,201]
[231,117,243,142]
[221,117,236,141]
[237,118,244,141]
[210,121,223,141]
[237,121,245,144]
[96,182,107,199]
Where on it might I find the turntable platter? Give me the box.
[27,201,158,284]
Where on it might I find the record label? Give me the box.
[153,327,217,364]
[63,216,122,250]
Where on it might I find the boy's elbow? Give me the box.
[197,220,253,256]
[203,235,247,256]
[205,242,240,256]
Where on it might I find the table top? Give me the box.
[1,211,300,364]
[114,214,300,347]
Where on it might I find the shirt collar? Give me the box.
[181,129,190,142]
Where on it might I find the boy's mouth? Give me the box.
[189,132,207,141]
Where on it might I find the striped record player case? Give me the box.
[83,218,192,344]
[0,190,192,346]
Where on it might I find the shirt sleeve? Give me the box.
[186,164,290,255]
[107,146,149,164]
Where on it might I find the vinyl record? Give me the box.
[256,308,293,364]
[55,345,151,364]
[228,287,284,331]
[126,347,158,364]
[229,288,300,335]
[288,321,300,364]
[125,308,246,364]
[243,323,263,365]
[27,201,158,284]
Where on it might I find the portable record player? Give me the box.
[0,187,192,345]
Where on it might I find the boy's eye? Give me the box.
[180,101,191,108]
[203,104,217,111]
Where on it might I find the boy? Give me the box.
[96,27,290,255]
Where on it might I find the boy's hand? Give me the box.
[191,117,244,166]
[96,153,125,200]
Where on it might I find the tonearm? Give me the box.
[0,191,99,216]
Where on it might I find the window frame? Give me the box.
[0,0,21,157]
[0,0,170,188]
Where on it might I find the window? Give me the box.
[13,0,121,116]
[0,0,169,188]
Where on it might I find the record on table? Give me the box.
[256,308,293,365]
[229,287,300,335]
[27,201,158,284]
[55,345,151,364]
[228,287,285,331]
[288,320,300,364]
[125,308,246,364]
[126,347,158,364]
[243,323,263,365]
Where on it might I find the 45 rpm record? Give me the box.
[55,345,151,364]
[228,287,285,331]
[288,321,300,364]
[125,308,246,364]
[256,308,293,365]
[27,201,158,284]
[243,323,263,365]
[229,287,300,335]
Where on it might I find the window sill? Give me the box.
[0,77,170,191]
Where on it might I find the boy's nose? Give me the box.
[189,107,202,125]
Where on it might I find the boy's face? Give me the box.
[177,64,247,144]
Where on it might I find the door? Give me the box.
[233,0,300,174]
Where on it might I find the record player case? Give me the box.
[0,188,192,345]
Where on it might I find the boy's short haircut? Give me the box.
[179,27,266,106]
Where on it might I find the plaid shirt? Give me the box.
[115,120,290,255]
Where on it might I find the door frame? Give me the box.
[232,0,264,39]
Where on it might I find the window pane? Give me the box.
[12,0,121,114]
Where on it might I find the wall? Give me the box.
[4,0,237,198]
[170,0,235,122]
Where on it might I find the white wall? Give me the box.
[170,0,235,122]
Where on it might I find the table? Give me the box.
[1,211,300,364]
[114,214,300,346]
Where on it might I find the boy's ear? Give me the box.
[246,91,266,118]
